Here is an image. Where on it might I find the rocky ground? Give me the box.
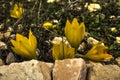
[0,58,120,80]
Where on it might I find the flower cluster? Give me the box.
[9,3,113,62]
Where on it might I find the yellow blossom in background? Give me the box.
[64,18,85,49]
[43,22,53,29]
[10,29,37,59]
[10,3,24,19]
[52,41,75,60]
[83,41,113,62]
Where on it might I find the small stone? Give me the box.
[87,62,120,80]
[53,19,59,24]
[53,58,87,80]
[47,0,55,3]
[110,27,117,32]
[87,37,104,45]
[4,31,11,38]
[116,37,120,44]
[0,23,4,30]
[10,34,15,39]
[0,32,4,39]
[78,42,86,51]
[6,52,16,64]
[87,3,101,12]
[7,27,13,32]
[109,15,115,18]
[116,57,120,65]
[0,59,4,66]
[0,41,7,50]
[52,37,62,44]
[52,37,70,47]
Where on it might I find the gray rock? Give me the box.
[53,58,87,80]
[0,60,53,80]
[87,62,120,80]
[6,52,16,64]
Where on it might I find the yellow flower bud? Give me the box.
[10,29,37,59]
[52,41,75,60]
[10,3,24,19]
[64,18,85,49]
[43,22,53,29]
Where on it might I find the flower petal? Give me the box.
[28,29,37,58]
[64,18,85,49]
[52,41,75,60]
[83,41,113,61]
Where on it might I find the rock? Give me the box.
[87,62,120,80]
[87,37,104,45]
[110,27,117,32]
[0,60,53,80]
[52,37,71,47]
[0,31,11,39]
[4,31,11,38]
[0,26,12,39]
[0,41,7,50]
[10,34,16,39]
[6,52,16,64]
[0,32,3,39]
[116,57,120,65]
[116,37,120,44]
[0,59,4,66]
[7,27,13,32]
[0,23,4,30]
[87,3,101,12]
[78,42,86,51]
[53,58,87,80]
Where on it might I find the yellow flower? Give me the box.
[43,22,53,29]
[64,18,85,49]
[10,29,37,59]
[10,3,24,19]
[83,41,113,61]
[52,41,75,60]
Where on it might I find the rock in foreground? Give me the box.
[87,62,120,80]
[0,60,53,80]
[53,58,87,80]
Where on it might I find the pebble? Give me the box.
[6,52,16,65]
[0,59,4,66]
[0,41,7,50]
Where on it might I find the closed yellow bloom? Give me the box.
[52,41,75,60]
[43,22,53,29]
[64,18,85,49]
[83,41,113,61]
[10,29,37,59]
[10,3,24,19]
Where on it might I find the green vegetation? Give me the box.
[0,0,120,63]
